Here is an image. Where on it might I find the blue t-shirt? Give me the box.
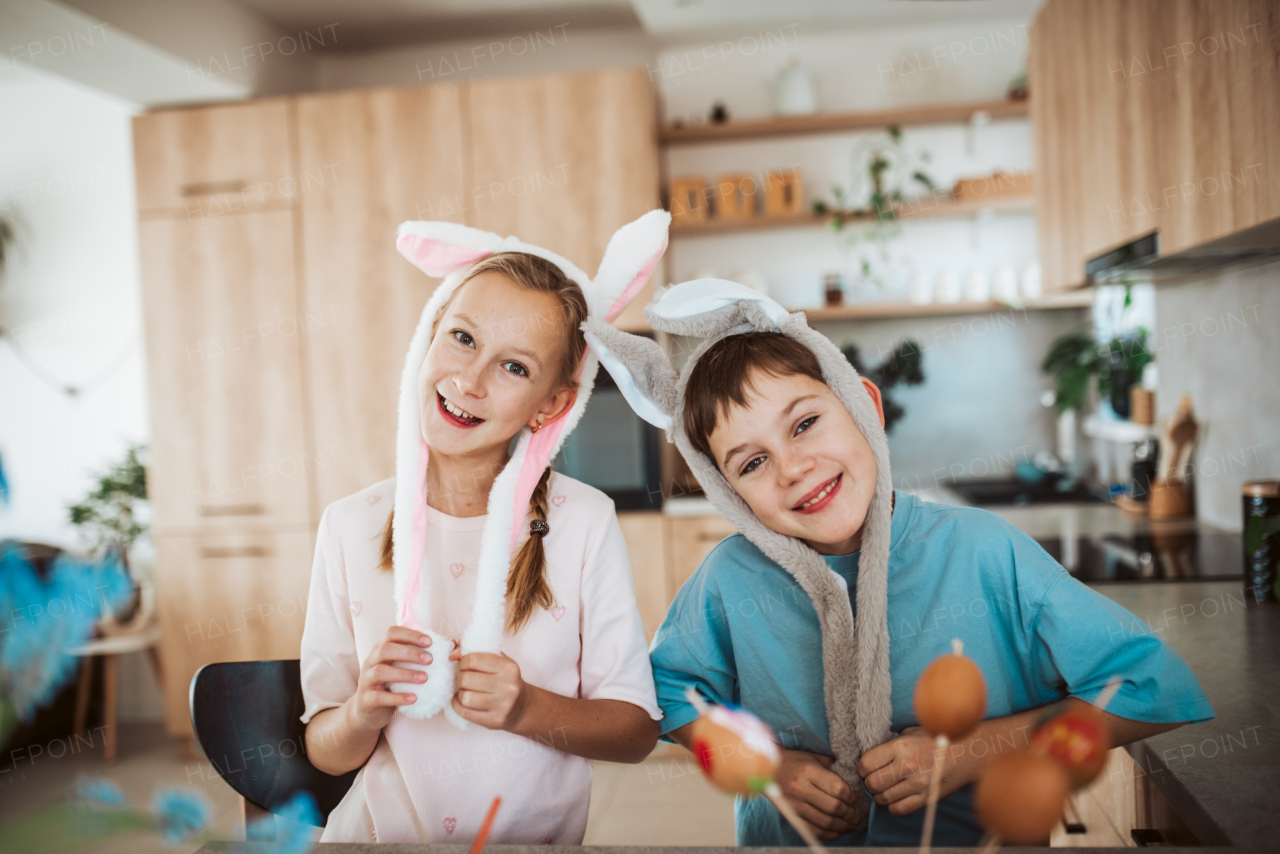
[649,491,1214,847]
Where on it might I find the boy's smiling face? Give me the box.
[708,369,884,556]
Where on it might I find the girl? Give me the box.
[299,212,670,844]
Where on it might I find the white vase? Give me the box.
[775,56,818,116]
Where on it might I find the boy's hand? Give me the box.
[450,649,529,731]
[859,726,968,816]
[774,749,863,840]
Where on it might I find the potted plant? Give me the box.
[67,444,148,570]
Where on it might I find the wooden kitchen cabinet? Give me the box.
[1049,748,1197,847]
[134,67,663,738]
[133,100,293,218]
[617,512,670,641]
[138,209,312,534]
[467,67,662,332]
[294,85,468,511]
[667,515,738,599]
[1030,0,1280,290]
[152,530,315,737]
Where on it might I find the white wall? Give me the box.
[0,65,164,722]
[1152,261,1280,531]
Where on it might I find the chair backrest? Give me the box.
[189,659,356,825]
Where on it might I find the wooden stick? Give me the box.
[468,796,502,854]
[917,734,949,854]
[976,833,1001,854]
[762,782,825,854]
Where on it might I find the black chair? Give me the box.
[189,660,356,831]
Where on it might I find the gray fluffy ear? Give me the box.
[582,318,678,431]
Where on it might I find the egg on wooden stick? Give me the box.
[912,639,988,854]
[1030,677,1120,789]
[974,750,1070,845]
[683,687,826,854]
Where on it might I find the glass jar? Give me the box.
[1243,480,1280,604]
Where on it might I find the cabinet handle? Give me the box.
[181,180,248,197]
[199,504,265,517]
[200,546,271,559]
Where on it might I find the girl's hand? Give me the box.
[450,650,528,731]
[859,725,967,816]
[348,626,432,733]
[774,749,863,840]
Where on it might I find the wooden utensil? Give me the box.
[1157,395,1197,481]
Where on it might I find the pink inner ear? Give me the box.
[508,352,590,550]
[397,234,491,278]
[604,235,668,323]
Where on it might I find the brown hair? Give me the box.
[378,252,589,633]
[683,332,824,467]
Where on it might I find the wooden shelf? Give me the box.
[798,290,1092,322]
[660,98,1029,146]
[670,192,1035,237]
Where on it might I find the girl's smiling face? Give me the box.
[418,270,577,458]
[708,370,884,556]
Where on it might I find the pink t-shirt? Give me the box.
[299,473,661,844]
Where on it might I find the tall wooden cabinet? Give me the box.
[135,68,661,737]
[1031,0,1280,290]
[293,85,469,510]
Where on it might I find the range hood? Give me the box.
[1086,216,1280,283]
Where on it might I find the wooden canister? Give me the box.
[1149,478,1192,520]
[1130,388,1155,426]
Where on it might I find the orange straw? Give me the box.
[469,796,502,854]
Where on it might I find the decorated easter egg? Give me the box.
[689,705,781,795]
[1031,703,1111,789]
[913,648,987,739]
[974,750,1069,844]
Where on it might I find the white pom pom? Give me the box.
[390,629,456,720]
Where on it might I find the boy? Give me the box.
[584,280,1213,847]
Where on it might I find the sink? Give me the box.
[945,477,1107,506]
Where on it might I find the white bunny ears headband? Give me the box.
[585,280,894,792]
[387,211,670,725]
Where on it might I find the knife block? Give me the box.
[1148,478,1192,520]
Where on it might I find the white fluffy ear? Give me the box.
[583,319,678,430]
[593,210,671,322]
[395,221,503,278]
[650,278,789,324]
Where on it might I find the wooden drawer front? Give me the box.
[133,100,292,218]
[294,85,467,510]
[153,530,316,736]
[667,515,738,598]
[139,210,312,532]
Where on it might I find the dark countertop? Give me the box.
[1096,580,1278,850]
[199,846,1227,853]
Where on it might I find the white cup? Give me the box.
[963,266,990,301]
[935,269,961,303]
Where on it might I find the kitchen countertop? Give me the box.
[1094,580,1276,850]
[198,845,1228,853]
[195,587,1268,853]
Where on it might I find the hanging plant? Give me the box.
[812,125,938,291]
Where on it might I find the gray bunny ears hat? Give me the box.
[583,279,893,794]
